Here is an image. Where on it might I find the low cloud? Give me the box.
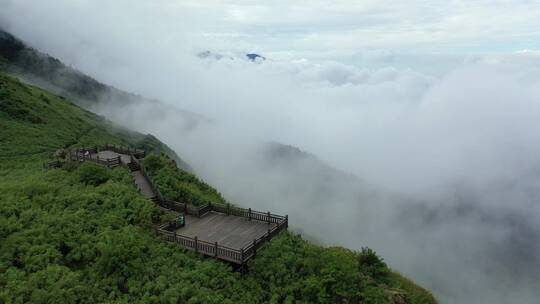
[95,54,540,304]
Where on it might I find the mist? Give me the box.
[2,1,540,303]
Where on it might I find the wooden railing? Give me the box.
[156,228,244,263]
[43,160,62,170]
[68,149,122,167]
[105,144,145,159]
[131,155,164,202]
[155,208,288,264]
[162,200,287,223]
[210,203,286,223]
[242,216,288,261]
[71,146,99,154]
[58,143,288,265]
[160,201,207,217]
[139,157,285,223]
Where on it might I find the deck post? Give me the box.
[117,155,121,165]
[107,158,110,167]
[173,230,177,242]
[267,211,271,224]
[240,248,244,263]
[285,215,288,228]
[248,208,252,221]
[215,242,218,257]
[194,236,198,253]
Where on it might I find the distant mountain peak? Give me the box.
[196,50,266,63]
[197,50,227,60]
[246,53,265,62]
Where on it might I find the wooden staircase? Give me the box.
[128,161,141,172]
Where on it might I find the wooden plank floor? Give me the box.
[176,212,278,249]
[92,150,155,198]
[131,170,155,198]
[90,150,277,250]
[95,150,131,164]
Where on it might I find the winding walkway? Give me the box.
[132,170,155,198]
[69,145,288,266]
[90,150,156,199]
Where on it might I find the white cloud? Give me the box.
[2,0,540,58]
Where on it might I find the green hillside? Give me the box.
[0,73,436,303]
[0,29,131,107]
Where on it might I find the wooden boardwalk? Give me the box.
[157,201,288,265]
[95,150,131,164]
[64,144,288,266]
[177,212,277,249]
[132,170,156,198]
[86,150,156,199]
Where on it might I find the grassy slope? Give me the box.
[142,154,226,206]
[0,30,186,169]
[0,71,181,161]
[0,73,436,303]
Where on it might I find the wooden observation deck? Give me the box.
[61,144,288,266]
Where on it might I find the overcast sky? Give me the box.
[187,0,540,54]
[2,0,540,56]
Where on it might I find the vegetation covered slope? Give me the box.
[0,73,436,303]
[143,154,226,206]
[0,29,133,106]
[0,29,205,164]
[0,71,182,163]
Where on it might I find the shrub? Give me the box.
[62,161,78,172]
[0,97,43,123]
[40,93,50,104]
[142,154,225,206]
[77,163,110,186]
[357,247,390,283]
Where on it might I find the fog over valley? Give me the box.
[2,1,540,303]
